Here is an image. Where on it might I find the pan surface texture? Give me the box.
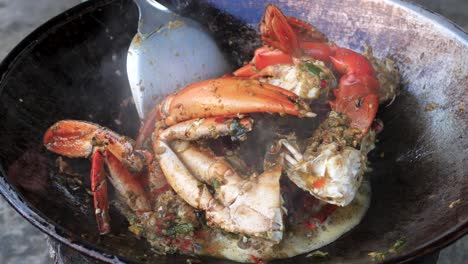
[0,0,466,263]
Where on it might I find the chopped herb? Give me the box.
[306,250,329,258]
[303,63,322,76]
[229,119,247,140]
[211,178,221,189]
[169,223,194,234]
[368,251,386,261]
[369,238,406,261]
[389,238,406,253]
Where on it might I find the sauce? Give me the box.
[195,180,371,262]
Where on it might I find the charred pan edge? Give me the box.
[0,2,131,263]
[0,0,466,263]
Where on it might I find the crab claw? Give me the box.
[44,120,152,235]
[156,77,314,126]
[330,47,376,76]
[44,120,145,172]
[259,5,327,57]
[328,48,380,134]
[260,4,300,56]
[233,46,294,77]
[44,120,103,158]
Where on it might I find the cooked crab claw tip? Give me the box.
[156,78,309,126]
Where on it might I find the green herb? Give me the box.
[369,238,406,261]
[306,250,329,258]
[303,63,322,76]
[169,223,194,234]
[229,119,247,140]
[211,178,221,189]
[368,252,386,261]
[389,238,406,254]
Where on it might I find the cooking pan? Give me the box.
[0,0,466,263]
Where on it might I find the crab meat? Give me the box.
[282,140,366,206]
[154,117,284,242]
[252,60,335,100]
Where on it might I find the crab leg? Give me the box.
[104,150,151,212]
[90,151,110,234]
[154,115,284,241]
[43,120,152,234]
[156,77,314,126]
[328,48,380,134]
[158,117,254,142]
[90,150,152,234]
[155,139,283,242]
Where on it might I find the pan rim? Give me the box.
[0,0,466,263]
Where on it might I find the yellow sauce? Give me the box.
[195,180,371,262]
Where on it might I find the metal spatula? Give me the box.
[127,0,231,119]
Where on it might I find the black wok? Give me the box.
[0,0,466,263]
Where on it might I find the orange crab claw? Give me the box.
[259,5,328,57]
[253,46,294,70]
[329,49,380,134]
[299,42,334,62]
[330,47,375,76]
[233,63,258,77]
[43,120,99,158]
[260,4,300,56]
[156,77,313,126]
[233,46,294,78]
[43,120,147,171]
[44,120,133,158]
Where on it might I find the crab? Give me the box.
[43,76,314,243]
[42,3,399,258]
[232,5,398,206]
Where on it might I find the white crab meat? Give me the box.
[258,60,334,100]
[282,141,366,206]
[157,140,284,242]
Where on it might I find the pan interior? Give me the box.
[0,0,466,263]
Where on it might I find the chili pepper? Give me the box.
[313,204,338,223]
[312,178,327,189]
[320,79,328,88]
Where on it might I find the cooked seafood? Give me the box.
[234,5,398,206]
[42,4,399,263]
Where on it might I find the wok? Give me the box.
[0,0,466,263]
